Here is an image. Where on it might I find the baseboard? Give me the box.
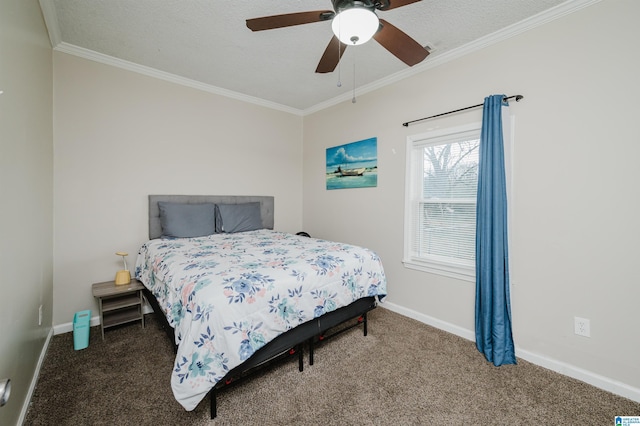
[18,327,54,425]
[381,301,640,403]
[53,305,154,335]
[53,315,101,335]
[515,348,640,403]
[382,301,475,341]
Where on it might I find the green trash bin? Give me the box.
[73,310,91,350]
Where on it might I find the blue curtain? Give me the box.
[475,94,516,366]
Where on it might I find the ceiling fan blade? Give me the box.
[377,0,422,11]
[246,10,334,31]
[316,36,348,73]
[373,19,429,66]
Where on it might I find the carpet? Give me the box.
[24,307,639,425]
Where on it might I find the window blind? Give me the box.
[406,127,480,273]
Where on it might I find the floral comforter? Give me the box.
[135,229,387,410]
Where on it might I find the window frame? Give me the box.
[403,122,482,282]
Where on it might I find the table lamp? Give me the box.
[115,251,131,285]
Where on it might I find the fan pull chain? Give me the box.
[336,25,342,88]
[352,42,357,103]
[337,40,342,87]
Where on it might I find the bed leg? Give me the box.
[308,337,314,366]
[210,389,217,419]
[298,344,304,372]
[362,313,368,336]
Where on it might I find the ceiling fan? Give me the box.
[246,0,430,73]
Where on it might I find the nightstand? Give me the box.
[92,279,145,340]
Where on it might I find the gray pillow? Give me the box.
[158,202,216,238]
[215,202,263,233]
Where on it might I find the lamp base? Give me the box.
[115,270,131,285]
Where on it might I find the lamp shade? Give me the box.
[331,7,379,45]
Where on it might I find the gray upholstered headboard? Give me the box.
[148,195,274,239]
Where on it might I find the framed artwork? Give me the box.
[326,137,377,190]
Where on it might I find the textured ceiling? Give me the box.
[42,0,584,113]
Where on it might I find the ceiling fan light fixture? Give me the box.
[331,7,379,45]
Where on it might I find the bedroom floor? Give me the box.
[25,308,640,425]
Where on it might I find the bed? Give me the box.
[135,195,387,418]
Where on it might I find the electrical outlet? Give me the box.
[38,305,43,326]
[574,317,590,337]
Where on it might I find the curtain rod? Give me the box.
[402,95,524,127]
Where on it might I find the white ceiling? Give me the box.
[40,0,593,113]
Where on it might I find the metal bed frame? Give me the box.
[143,195,379,418]
[144,288,376,418]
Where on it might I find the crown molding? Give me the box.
[40,0,600,116]
[39,0,62,47]
[39,0,301,114]
[53,42,304,116]
[303,0,601,114]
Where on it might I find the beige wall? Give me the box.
[0,0,54,424]
[303,0,640,398]
[30,0,639,415]
[53,53,303,326]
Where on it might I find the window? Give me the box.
[404,123,481,281]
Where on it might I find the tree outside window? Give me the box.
[404,124,481,280]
